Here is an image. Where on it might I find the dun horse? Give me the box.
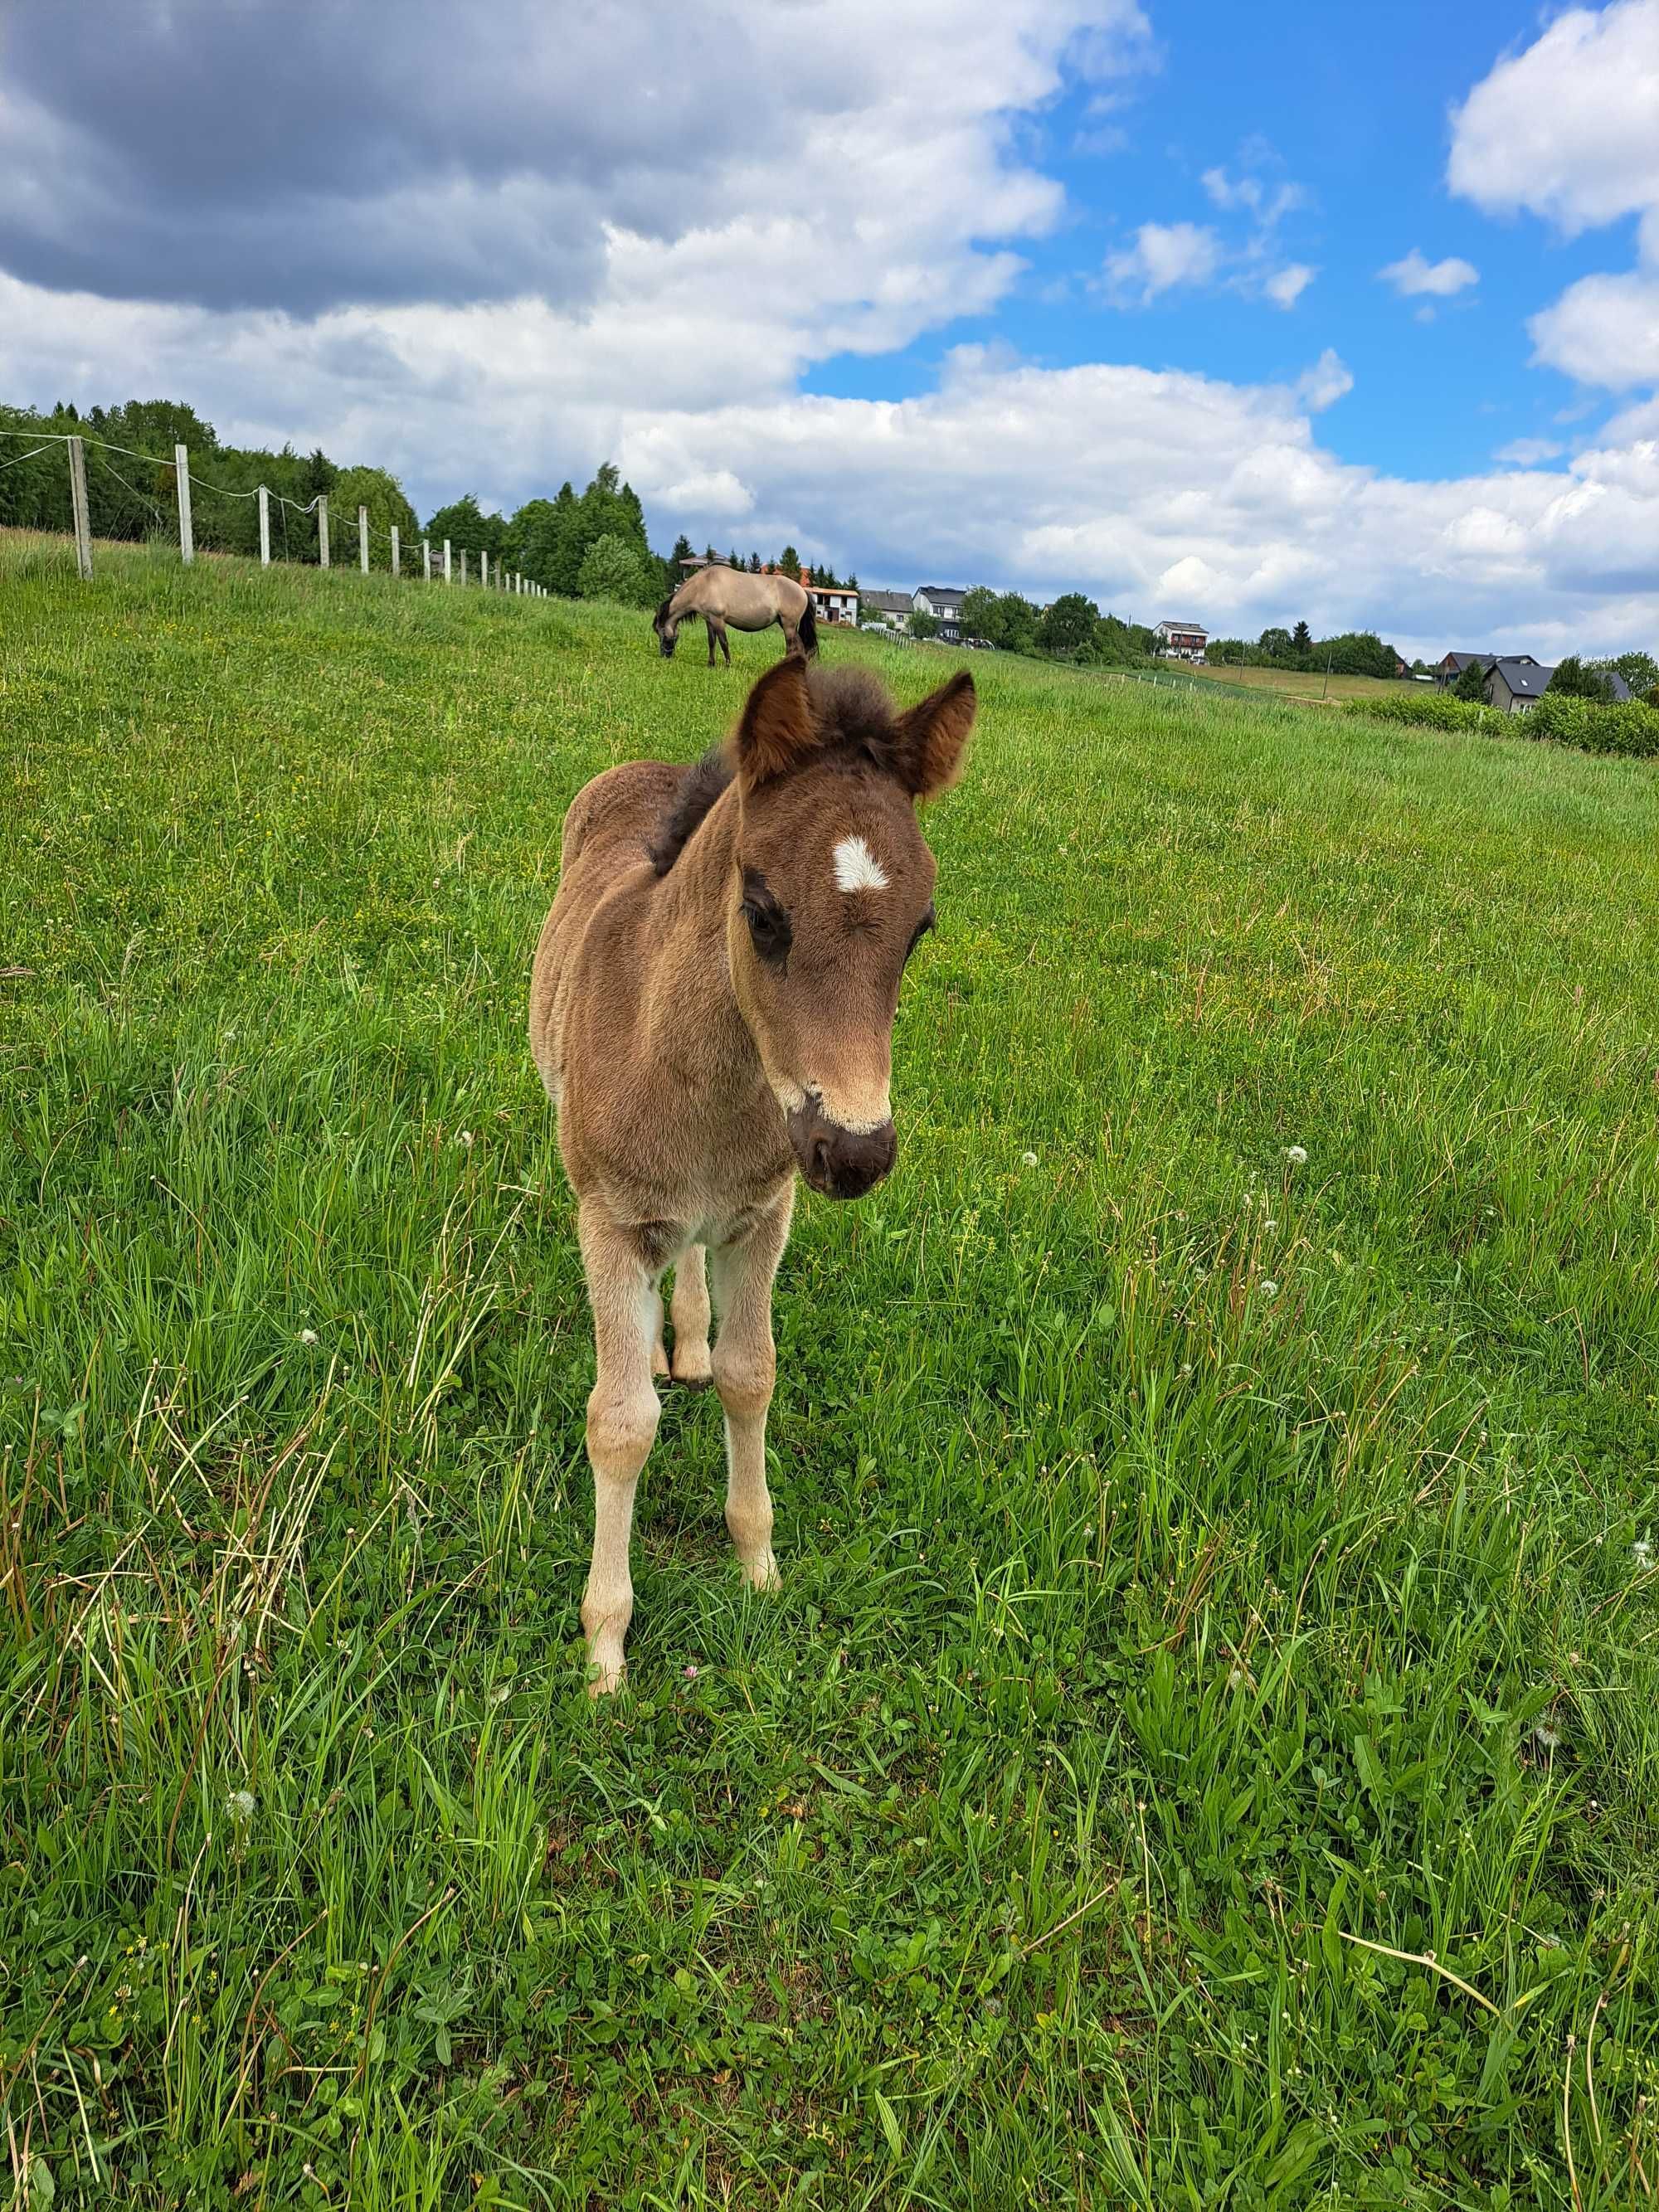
[530,655,975,1692]
[654,565,819,665]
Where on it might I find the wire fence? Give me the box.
[0,425,546,596]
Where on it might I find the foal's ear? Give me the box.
[728,654,816,790]
[891,671,976,801]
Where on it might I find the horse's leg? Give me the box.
[577,1198,663,1694]
[706,615,718,668]
[778,613,796,655]
[710,1189,793,1590]
[650,1286,669,1379]
[669,1243,713,1386]
[718,619,731,668]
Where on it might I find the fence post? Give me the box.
[390,524,400,576]
[460,548,468,586]
[480,549,489,589]
[358,504,369,575]
[318,495,330,567]
[443,538,452,585]
[258,484,270,566]
[422,537,431,582]
[66,435,93,580]
[174,444,193,564]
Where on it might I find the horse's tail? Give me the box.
[796,599,820,658]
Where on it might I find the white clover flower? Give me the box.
[1259,1280,1279,1300]
[1633,1538,1654,1572]
[299,1328,319,1346]
[1285,1145,1308,1166]
[684,1663,699,1680]
[1020,1150,1038,1168]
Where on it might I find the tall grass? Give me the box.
[3,536,1658,2206]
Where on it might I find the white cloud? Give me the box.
[1530,270,1659,387]
[1450,1,1659,396]
[1104,221,1221,301]
[1448,0,1659,235]
[1296,348,1352,411]
[1379,250,1480,299]
[1202,168,1306,226]
[1494,437,1566,466]
[1264,263,1315,309]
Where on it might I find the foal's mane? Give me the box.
[647,665,905,878]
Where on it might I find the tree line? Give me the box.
[0,396,861,609]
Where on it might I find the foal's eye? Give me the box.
[739,871,792,965]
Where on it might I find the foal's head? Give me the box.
[723,658,975,1199]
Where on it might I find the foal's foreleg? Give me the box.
[577,1200,662,1694]
[710,1194,793,1590]
[669,1243,712,1385]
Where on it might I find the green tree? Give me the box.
[424,493,504,562]
[998,593,1039,653]
[1259,626,1293,660]
[1038,592,1099,656]
[333,465,419,561]
[1601,650,1657,698]
[577,531,648,604]
[960,586,1003,645]
[777,546,802,581]
[748,552,762,573]
[1548,654,1614,701]
[1454,659,1490,702]
[1291,619,1311,654]
[670,532,693,567]
[908,610,940,640]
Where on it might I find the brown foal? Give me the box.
[529,655,976,1691]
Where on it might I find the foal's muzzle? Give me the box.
[787,1098,897,1201]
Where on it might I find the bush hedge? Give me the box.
[1350,684,1659,759]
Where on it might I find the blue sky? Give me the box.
[2,0,1657,654]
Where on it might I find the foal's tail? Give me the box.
[796,600,820,658]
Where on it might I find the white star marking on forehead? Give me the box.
[832,834,888,893]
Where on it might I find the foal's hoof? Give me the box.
[586,1643,626,1698]
[672,1351,713,1389]
[742,1550,781,1595]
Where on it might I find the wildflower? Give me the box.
[1285,1145,1308,1166]
[684,1663,699,1680]
[457,1130,474,1149]
[1633,1538,1654,1572]
[299,1328,318,1346]
[1533,1719,1564,1753]
[1262,1216,1277,1231]
[1259,1280,1279,1300]
[226,1789,255,1825]
[1021,1150,1038,1167]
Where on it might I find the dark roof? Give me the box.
[1156,618,1207,630]
[863,589,912,613]
[917,586,966,602]
[1491,658,1554,698]
[1441,650,1495,670]
[1606,669,1633,703]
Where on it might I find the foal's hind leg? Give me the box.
[576,1199,663,1694]
[669,1244,712,1385]
[710,1191,793,1590]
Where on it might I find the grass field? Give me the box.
[3,534,1658,2209]
[1172,664,1406,704]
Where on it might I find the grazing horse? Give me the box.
[654,565,819,666]
[529,656,975,1693]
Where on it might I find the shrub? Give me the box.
[1348,684,1659,759]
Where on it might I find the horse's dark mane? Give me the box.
[654,593,674,627]
[648,747,733,874]
[647,665,907,877]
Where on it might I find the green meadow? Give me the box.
[3,534,1658,2209]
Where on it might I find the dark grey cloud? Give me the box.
[0,0,862,311]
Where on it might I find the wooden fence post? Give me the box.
[174,444,193,564]
[318,495,330,567]
[443,538,453,585]
[67,435,93,581]
[390,524,400,576]
[422,537,431,582]
[358,505,369,574]
[258,485,270,567]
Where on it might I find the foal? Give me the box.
[529,655,975,1692]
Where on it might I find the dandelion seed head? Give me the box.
[299,1328,318,1346]
[1632,1538,1654,1572]
[1285,1145,1308,1166]
[1020,1150,1039,1168]
[1259,1280,1279,1300]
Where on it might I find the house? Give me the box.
[1154,619,1208,663]
[1434,649,1540,689]
[1606,669,1634,703]
[1486,658,1553,712]
[913,586,966,642]
[805,578,859,626]
[861,588,913,630]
